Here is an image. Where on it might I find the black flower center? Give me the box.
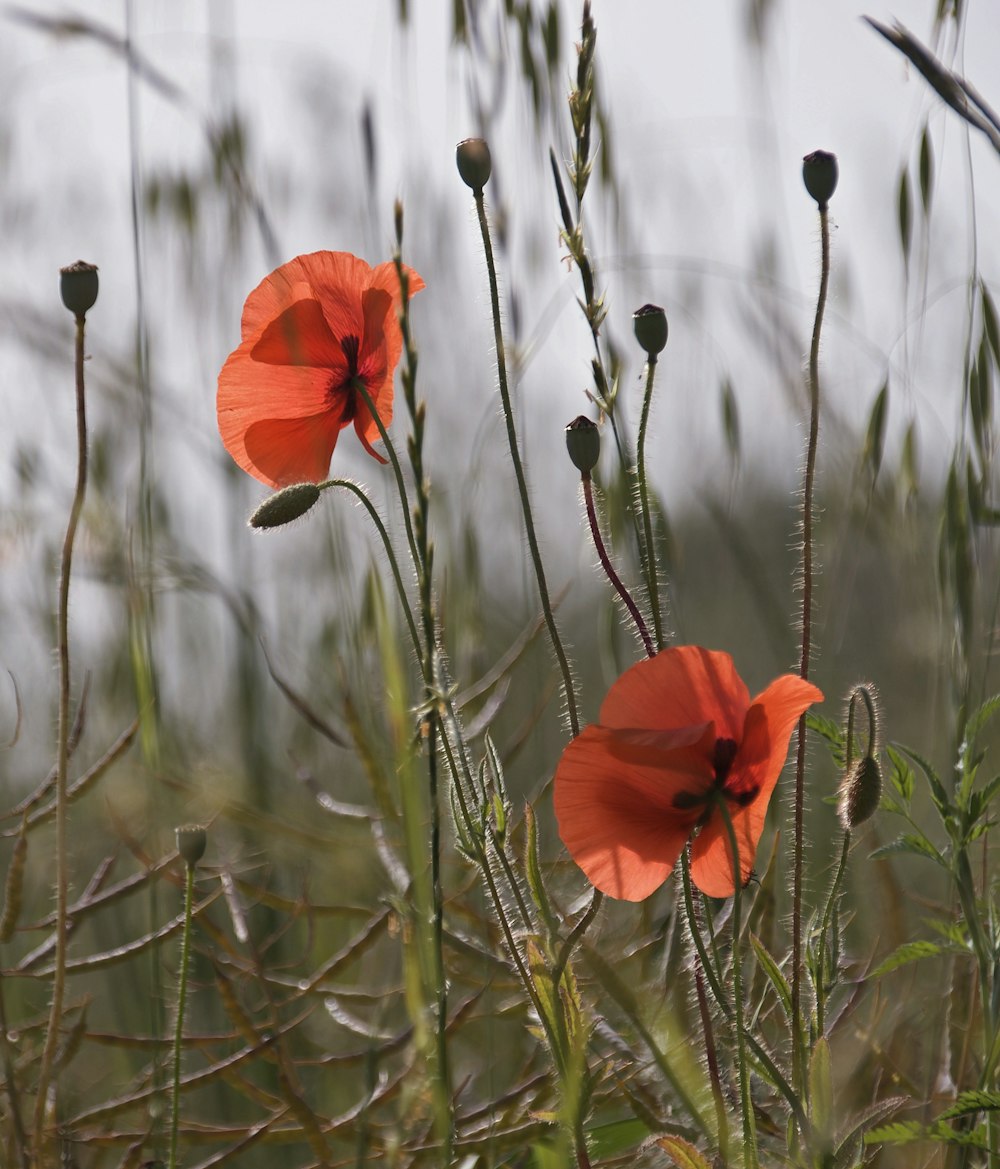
[337,334,362,420]
[671,736,756,813]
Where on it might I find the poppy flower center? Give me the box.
[671,735,757,814]
[335,334,363,421]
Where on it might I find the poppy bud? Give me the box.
[60,260,99,318]
[249,483,322,530]
[456,138,492,193]
[565,415,600,476]
[175,824,207,869]
[802,150,838,210]
[837,754,882,830]
[633,303,668,358]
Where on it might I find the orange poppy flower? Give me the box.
[217,251,425,488]
[554,646,823,900]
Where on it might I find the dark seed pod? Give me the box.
[565,415,601,475]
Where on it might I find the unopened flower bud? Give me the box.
[456,138,492,192]
[249,483,322,530]
[60,260,99,318]
[837,754,882,830]
[175,824,207,868]
[802,150,838,210]
[565,415,600,476]
[633,303,668,358]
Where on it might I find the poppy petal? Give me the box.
[243,411,344,488]
[351,287,395,451]
[689,673,823,897]
[554,725,714,901]
[250,298,345,368]
[241,253,368,341]
[599,646,750,741]
[217,349,341,487]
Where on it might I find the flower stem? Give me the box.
[582,475,654,658]
[473,190,580,737]
[716,800,759,1169]
[792,199,829,1092]
[815,830,850,1039]
[323,479,423,662]
[168,860,197,1169]
[34,311,90,1160]
[636,355,665,649]
[681,855,730,1164]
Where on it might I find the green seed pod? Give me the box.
[249,482,322,529]
[837,754,883,830]
[175,824,207,869]
[633,303,668,358]
[565,415,601,475]
[60,260,99,318]
[802,150,839,210]
[456,138,492,192]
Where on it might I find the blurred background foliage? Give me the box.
[0,0,998,1165]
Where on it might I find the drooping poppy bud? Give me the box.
[249,483,322,530]
[838,754,883,830]
[456,138,492,193]
[633,303,668,358]
[565,415,600,476]
[175,824,207,869]
[60,261,99,318]
[802,150,839,210]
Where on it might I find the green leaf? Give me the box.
[721,376,741,464]
[863,380,889,482]
[982,280,1000,366]
[886,744,914,803]
[523,803,561,939]
[865,1120,927,1145]
[919,123,934,213]
[834,1094,909,1168]
[809,1036,834,1146]
[964,693,1000,744]
[870,939,949,979]
[901,418,920,501]
[653,1134,715,1169]
[938,1090,1000,1119]
[750,932,792,1019]
[897,168,912,263]
[896,742,951,817]
[869,832,946,867]
[586,1117,650,1158]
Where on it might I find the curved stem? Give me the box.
[323,479,423,662]
[792,201,829,1091]
[582,476,654,657]
[168,862,196,1169]
[716,800,759,1169]
[473,190,580,737]
[34,312,89,1159]
[636,356,664,649]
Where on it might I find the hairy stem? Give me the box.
[636,355,664,649]
[792,200,829,1091]
[34,312,90,1162]
[473,190,580,737]
[582,475,655,658]
[168,862,196,1169]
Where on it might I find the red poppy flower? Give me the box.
[554,646,823,900]
[217,251,425,488]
